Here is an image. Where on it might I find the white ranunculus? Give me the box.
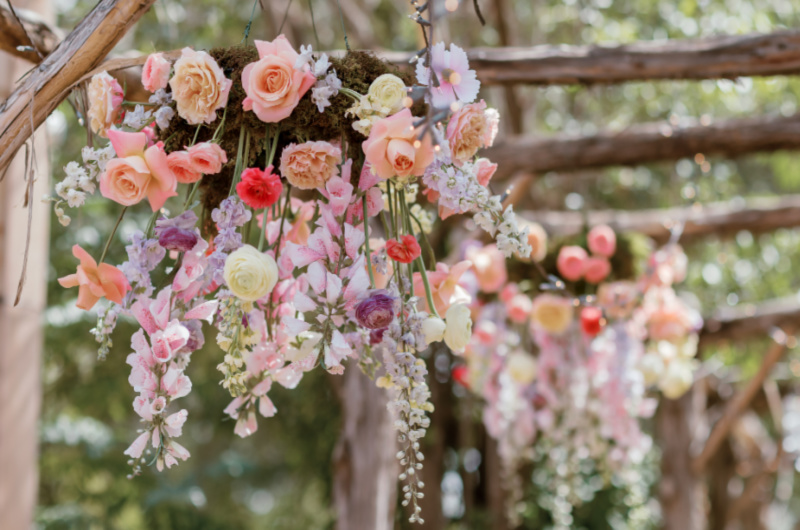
[658,358,694,399]
[223,245,278,302]
[638,351,665,387]
[422,316,446,345]
[444,303,472,353]
[506,351,537,385]
[367,74,406,114]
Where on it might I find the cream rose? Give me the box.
[422,316,446,345]
[88,72,123,138]
[444,303,472,353]
[223,245,279,302]
[169,48,232,125]
[530,294,574,335]
[506,351,537,386]
[659,358,694,399]
[368,74,406,114]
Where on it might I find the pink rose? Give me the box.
[474,157,497,187]
[167,151,203,184]
[584,256,611,284]
[142,52,171,93]
[648,306,693,342]
[188,142,227,174]
[100,129,177,211]
[169,48,232,125]
[87,71,123,138]
[556,246,587,282]
[587,225,616,258]
[363,108,434,179]
[466,244,507,293]
[279,141,341,190]
[242,35,316,123]
[508,294,533,324]
[446,100,489,164]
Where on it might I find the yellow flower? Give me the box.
[530,294,573,335]
[367,74,406,115]
[223,245,278,302]
[506,351,537,385]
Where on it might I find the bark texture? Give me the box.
[0,3,58,63]
[700,296,800,347]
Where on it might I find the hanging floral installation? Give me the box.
[454,224,702,525]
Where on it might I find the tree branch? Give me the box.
[700,296,800,346]
[0,4,58,63]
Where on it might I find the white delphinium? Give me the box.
[154,106,175,129]
[123,104,153,129]
[294,44,313,69]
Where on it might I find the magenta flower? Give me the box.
[355,290,397,329]
[158,226,199,252]
[415,42,480,109]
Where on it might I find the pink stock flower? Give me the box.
[324,176,354,217]
[58,245,130,310]
[466,244,507,293]
[412,260,472,315]
[363,108,434,180]
[415,42,480,109]
[584,256,611,284]
[587,225,617,258]
[169,48,232,125]
[100,129,177,211]
[446,100,490,163]
[150,320,190,363]
[474,157,497,187]
[556,245,587,282]
[167,151,203,184]
[242,35,316,122]
[280,141,342,190]
[163,409,188,437]
[142,53,171,92]
[188,142,228,174]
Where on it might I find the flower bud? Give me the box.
[158,226,198,252]
[355,290,397,330]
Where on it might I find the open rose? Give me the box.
[279,141,341,190]
[584,256,611,284]
[87,71,123,138]
[587,225,617,257]
[223,245,279,302]
[169,47,232,125]
[556,245,587,282]
[167,151,202,184]
[446,100,489,164]
[242,35,316,123]
[188,142,227,174]
[142,53,171,92]
[363,108,434,179]
[530,294,573,335]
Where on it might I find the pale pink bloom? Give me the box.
[280,141,341,190]
[132,287,172,334]
[584,256,611,284]
[597,281,639,319]
[188,142,227,174]
[173,238,209,301]
[142,53,171,92]
[235,410,258,437]
[100,129,177,211]
[446,100,489,163]
[499,283,518,304]
[484,108,499,147]
[587,225,617,258]
[223,396,245,419]
[363,108,434,179]
[167,441,190,461]
[87,71,123,137]
[259,396,277,417]
[508,294,533,323]
[466,244,507,293]
[412,260,473,315]
[149,396,167,416]
[124,432,149,459]
[150,320,190,363]
[556,245,587,282]
[169,47,232,125]
[58,244,129,310]
[242,35,316,122]
[473,320,497,345]
[474,157,497,187]
[323,176,354,217]
[415,42,480,109]
[167,151,203,184]
[163,409,188,437]
[133,396,153,421]
[162,366,192,398]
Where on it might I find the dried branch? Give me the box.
[0,3,58,63]
[700,296,800,346]
[0,0,157,174]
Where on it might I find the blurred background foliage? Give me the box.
[39,0,800,528]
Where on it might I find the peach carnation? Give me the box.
[279,141,341,190]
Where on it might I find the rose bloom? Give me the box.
[444,302,473,353]
[167,151,203,184]
[223,245,279,302]
[587,224,617,258]
[188,142,227,174]
[242,35,316,122]
[142,52,171,92]
[280,141,341,190]
[367,74,406,114]
[58,245,130,310]
[530,294,574,335]
[87,71,123,138]
[386,235,421,264]
[507,294,533,324]
[583,256,611,284]
[518,220,547,262]
[580,306,604,336]
[447,100,489,164]
[648,304,694,342]
[100,129,177,211]
[237,166,283,209]
[466,244,506,293]
[363,108,434,180]
[169,47,232,125]
[556,245,587,282]
[506,351,537,386]
[474,157,497,187]
[354,290,397,329]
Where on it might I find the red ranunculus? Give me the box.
[385,235,421,264]
[236,165,283,209]
[580,306,604,337]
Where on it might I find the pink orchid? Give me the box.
[413,260,473,314]
[415,42,480,109]
[58,245,130,310]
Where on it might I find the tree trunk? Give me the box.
[331,368,397,530]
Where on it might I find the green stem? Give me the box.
[338,87,363,103]
[183,180,201,211]
[416,257,440,319]
[191,125,202,146]
[363,196,376,288]
[229,127,247,196]
[212,107,228,143]
[271,186,293,258]
[99,207,128,264]
[145,209,159,239]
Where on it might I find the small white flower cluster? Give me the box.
[90,303,121,360]
[474,202,532,259]
[295,46,342,113]
[150,89,175,130]
[123,104,153,129]
[45,146,112,225]
[409,204,433,234]
[347,95,394,136]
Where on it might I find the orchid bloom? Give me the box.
[58,245,130,310]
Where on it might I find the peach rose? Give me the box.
[584,256,611,284]
[363,108,434,180]
[446,100,489,164]
[279,141,341,190]
[556,245,587,281]
[142,52,171,93]
[474,157,497,187]
[167,151,203,184]
[169,47,232,125]
[587,225,616,258]
[100,129,177,211]
[188,142,227,174]
[242,35,316,123]
[58,245,130,310]
[466,244,507,293]
[87,71,123,138]
[530,294,574,335]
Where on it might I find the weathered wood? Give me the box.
[0,0,157,174]
[700,297,800,347]
[486,113,800,179]
[0,3,58,63]
[521,195,800,244]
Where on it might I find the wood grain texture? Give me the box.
[0,4,59,63]
[700,296,800,346]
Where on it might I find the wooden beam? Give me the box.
[700,296,800,347]
[521,195,800,244]
[0,0,157,174]
[0,4,58,63]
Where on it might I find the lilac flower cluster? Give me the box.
[209,197,252,284]
[120,231,166,302]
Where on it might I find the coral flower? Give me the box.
[386,235,421,264]
[587,224,617,258]
[237,166,283,209]
[363,108,434,180]
[415,42,480,109]
[58,245,130,310]
[556,245,587,282]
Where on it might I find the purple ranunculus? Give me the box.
[369,327,386,345]
[158,227,198,252]
[355,290,397,330]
